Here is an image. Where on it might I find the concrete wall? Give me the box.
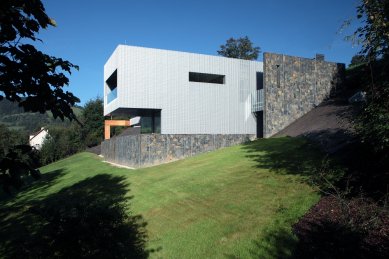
[263,53,345,137]
[101,134,254,168]
[104,45,263,135]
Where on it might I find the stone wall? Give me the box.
[101,134,254,168]
[263,52,345,137]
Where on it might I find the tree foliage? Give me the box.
[351,0,389,165]
[354,0,389,58]
[39,97,105,166]
[0,124,27,156]
[0,0,79,120]
[81,97,104,147]
[217,36,260,60]
[39,124,84,166]
[0,125,41,193]
[349,54,367,67]
[0,0,79,191]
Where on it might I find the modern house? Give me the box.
[104,45,264,137]
[102,45,344,167]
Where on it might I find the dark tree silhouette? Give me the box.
[0,0,79,119]
[350,0,389,164]
[349,54,366,67]
[0,0,80,191]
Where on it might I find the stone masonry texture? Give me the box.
[263,52,345,137]
[101,134,254,168]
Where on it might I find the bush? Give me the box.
[310,156,346,192]
[0,125,41,192]
[40,124,84,165]
[293,196,389,258]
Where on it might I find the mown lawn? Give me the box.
[0,137,323,258]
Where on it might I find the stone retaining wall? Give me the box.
[101,134,254,168]
[263,53,345,137]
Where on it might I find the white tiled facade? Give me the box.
[104,45,262,135]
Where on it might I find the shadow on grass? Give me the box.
[0,169,66,202]
[249,226,298,259]
[242,137,323,178]
[223,224,298,259]
[240,137,352,258]
[0,174,154,258]
[242,137,389,258]
[238,204,376,259]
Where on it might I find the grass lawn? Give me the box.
[0,137,323,258]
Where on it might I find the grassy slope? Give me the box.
[1,137,322,258]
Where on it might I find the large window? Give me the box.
[189,72,225,84]
[106,70,117,103]
[140,110,161,134]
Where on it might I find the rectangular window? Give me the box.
[140,110,161,134]
[189,72,225,84]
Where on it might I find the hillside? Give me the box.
[0,99,83,133]
[0,137,324,258]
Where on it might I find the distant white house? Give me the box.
[29,127,49,150]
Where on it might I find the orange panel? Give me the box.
[104,120,131,126]
[104,125,111,140]
[104,120,131,140]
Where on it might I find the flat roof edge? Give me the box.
[116,44,263,64]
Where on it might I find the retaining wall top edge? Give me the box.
[263,52,344,65]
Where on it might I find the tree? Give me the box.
[39,98,105,165]
[0,124,27,157]
[0,125,41,193]
[0,0,79,191]
[353,0,389,59]
[349,54,366,67]
[0,0,80,120]
[350,0,389,166]
[217,36,260,60]
[39,124,84,166]
[81,97,104,147]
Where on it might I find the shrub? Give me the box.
[40,125,84,165]
[293,196,389,258]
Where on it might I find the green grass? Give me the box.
[0,137,323,258]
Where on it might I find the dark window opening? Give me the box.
[255,111,264,138]
[140,110,161,134]
[189,72,225,84]
[256,72,263,90]
[276,65,281,88]
[106,70,117,103]
[106,70,117,90]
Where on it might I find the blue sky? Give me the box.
[38,0,362,105]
